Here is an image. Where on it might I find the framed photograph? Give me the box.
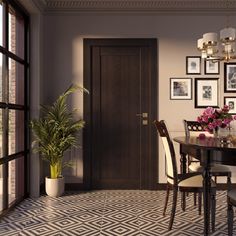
[186,56,201,74]
[170,78,192,100]
[204,60,220,74]
[224,63,236,92]
[224,97,236,114]
[195,78,219,108]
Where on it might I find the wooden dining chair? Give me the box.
[183,120,231,213]
[154,120,216,231]
[183,120,231,186]
[227,189,236,236]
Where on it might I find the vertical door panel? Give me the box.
[84,39,157,190]
[98,48,141,188]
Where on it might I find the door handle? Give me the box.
[136,112,148,118]
[136,113,148,125]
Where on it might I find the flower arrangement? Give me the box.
[197,105,236,133]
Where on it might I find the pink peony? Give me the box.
[197,106,234,132]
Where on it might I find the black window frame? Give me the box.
[0,0,29,214]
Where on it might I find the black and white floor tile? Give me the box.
[0,190,234,235]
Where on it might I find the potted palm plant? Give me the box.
[30,84,88,197]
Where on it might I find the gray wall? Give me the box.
[40,13,236,184]
[12,6,231,186]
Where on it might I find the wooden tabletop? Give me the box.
[174,136,236,151]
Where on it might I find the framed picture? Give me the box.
[186,56,201,74]
[170,77,192,100]
[224,63,236,92]
[195,78,219,108]
[204,60,220,74]
[224,97,236,114]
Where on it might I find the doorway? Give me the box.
[83,39,158,190]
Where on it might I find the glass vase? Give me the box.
[217,127,231,144]
[213,127,219,138]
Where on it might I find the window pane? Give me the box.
[8,5,24,59]
[9,58,24,105]
[0,109,3,158]
[9,110,24,155]
[0,1,3,47]
[8,157,24,206]
[0,164,3,211]
[0,53,3,102]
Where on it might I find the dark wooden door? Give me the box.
[84,39,157,190]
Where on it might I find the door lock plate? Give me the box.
[142,120,148,125]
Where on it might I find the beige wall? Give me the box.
[18,0,43,197]
[42,13,236,184]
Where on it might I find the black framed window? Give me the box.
[0,0,28,213]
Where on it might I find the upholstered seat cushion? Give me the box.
[178,175,216,188]
[188,162,201,172]
[189,162,230,173]
[228,189,236,202]
[227,189,236,205]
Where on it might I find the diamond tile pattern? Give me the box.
[0,190,235,235]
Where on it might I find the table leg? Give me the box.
[180,153,187,210]
[202,150,211,236]
[180,153,187,174]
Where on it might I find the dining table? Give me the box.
[173,135,236,236]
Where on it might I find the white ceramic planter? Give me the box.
[45,176,65,197]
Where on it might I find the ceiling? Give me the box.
[32,0,236,14]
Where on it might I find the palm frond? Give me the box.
[30,84,88,178]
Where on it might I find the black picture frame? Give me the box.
[204,60,220,75]
[195,78,219,108]
[186,56,201,75]
[170,77,192,100]
[224,96,236,114]
[224,63,236,92]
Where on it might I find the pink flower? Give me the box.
[222,105,229,113]
[197,106,234,132]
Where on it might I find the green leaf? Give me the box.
[30,84,88,178]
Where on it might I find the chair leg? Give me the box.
[211,192,216,232]
[214,176,217,184]
[228,198,234,236]
[198,192,202,215]
[181,192,186,211]
[169,187,178,231]
[227,176,231,192]
[193,193,197,206]
[163,184,170,216]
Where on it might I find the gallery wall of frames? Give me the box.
[170,56,236,115]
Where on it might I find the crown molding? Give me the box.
[35,0,236,14]
[30,0,47,12]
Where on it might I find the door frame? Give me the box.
[83,38,158,189]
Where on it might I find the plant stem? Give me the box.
[50,158,63,178]
[50,164,57,178]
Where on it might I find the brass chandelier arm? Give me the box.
[205,55,236,63]
[197,0,236,62]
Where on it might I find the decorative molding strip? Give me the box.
[31,0,47,12]
[38,0,236,13]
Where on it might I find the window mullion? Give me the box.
[2,0,8,211]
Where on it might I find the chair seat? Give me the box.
[155,120,216,231]
[189,162,230,173]
[228,189,236,201]
[178,175,216,188]
[227,188,236,235]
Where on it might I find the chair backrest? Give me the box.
[154,120,177,185]
[183,120,213,138]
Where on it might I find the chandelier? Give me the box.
[197,0,236,62]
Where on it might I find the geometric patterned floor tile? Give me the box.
[4,232,22,236]
[1,190,236,235]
